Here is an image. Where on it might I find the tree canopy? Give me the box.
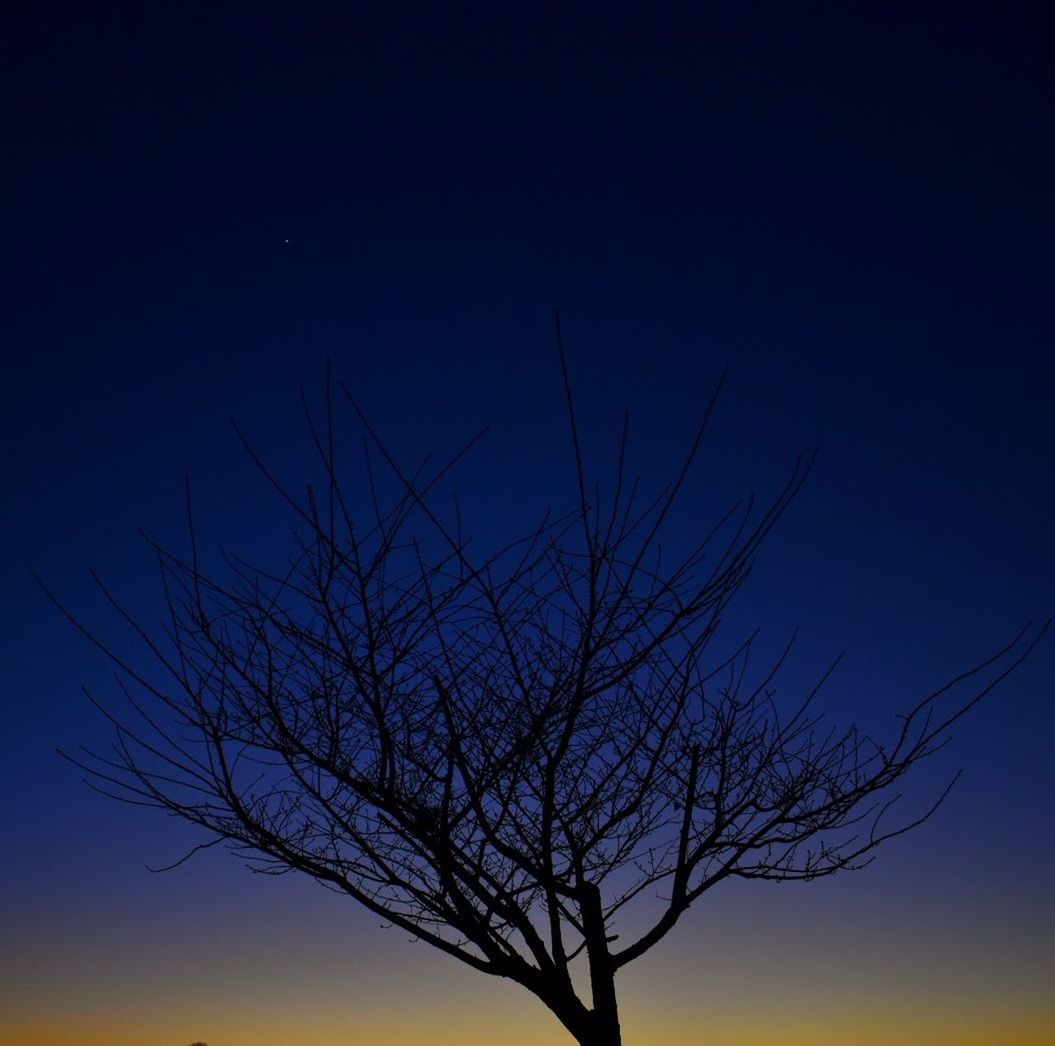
[53,357,1045,1046]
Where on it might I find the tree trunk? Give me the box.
[576,1013,622,1046]
[578,882,623,1046]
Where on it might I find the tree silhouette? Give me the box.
[53,351,1044,1046]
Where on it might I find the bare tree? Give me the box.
[50,349,1044,1046]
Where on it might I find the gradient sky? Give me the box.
[2,4,1053,1044]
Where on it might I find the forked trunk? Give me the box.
[577,882,623,1046]
[575,1009,622,1046]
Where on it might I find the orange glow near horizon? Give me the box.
[5,1009,1055,1046]
[4,869,1053,1046]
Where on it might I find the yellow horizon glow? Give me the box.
[5,993,1055,1046]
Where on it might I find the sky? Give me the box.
[1,3,1053,1044]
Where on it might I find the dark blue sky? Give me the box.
[2,4,1053,1044]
